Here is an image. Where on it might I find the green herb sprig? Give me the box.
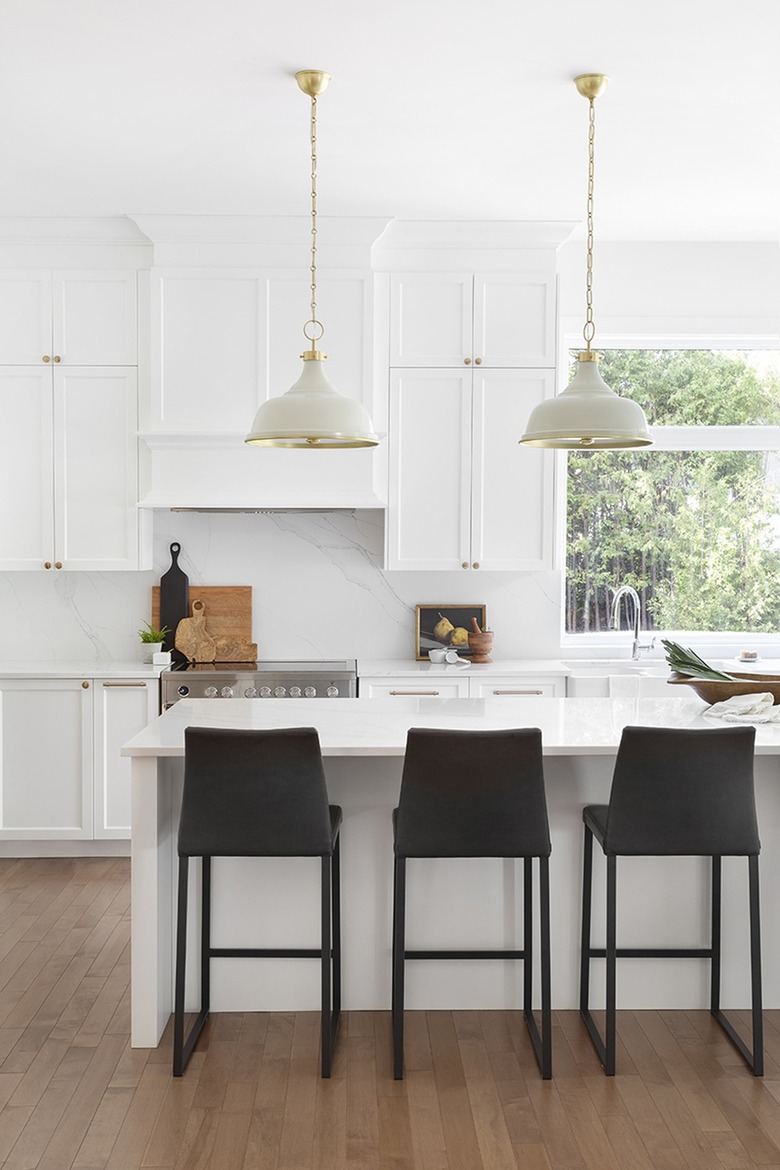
[661,639,736,682]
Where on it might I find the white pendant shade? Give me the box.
[245,356,378,448]
[519,356,653,449]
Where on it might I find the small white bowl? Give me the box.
[428,649,447,663]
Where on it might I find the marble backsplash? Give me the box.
[0,511,563,663]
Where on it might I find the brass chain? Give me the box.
[583,96,596,350]
[303,92,324,344]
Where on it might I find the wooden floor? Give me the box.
[2,859,780,1169]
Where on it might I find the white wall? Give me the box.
[2,238,778,666]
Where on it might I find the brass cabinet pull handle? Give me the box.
[102,681,148,688]
[42,355,51,363]
[461,562,469,569]
[464,357,471,365]
[44,561,52,569]
[53,355,61,363]
[55,562,62,569]
[474,357,482,365]
[472,562,480,569]
[82,681,90,689]
[389,689,441,696]
[492,689,544,696]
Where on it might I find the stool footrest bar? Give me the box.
[587,947,713,960]
[405,949,526,960]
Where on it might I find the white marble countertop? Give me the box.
[357,658,571,676]
[120,694,780,759]
[0,660,165,679]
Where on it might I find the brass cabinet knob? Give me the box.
[461,561,469,569]
[43,561,52,569]
[474,358,482,365]
[53,355,61,363]
[472,562,480,569]
[55,562,62,569]
[42,355,51,363]
[464,357,471,365]
[82,681,90,689]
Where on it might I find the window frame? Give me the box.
[556,333,780,657]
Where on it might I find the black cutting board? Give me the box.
[159,542,189,663]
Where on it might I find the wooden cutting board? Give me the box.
[152,585,256,662]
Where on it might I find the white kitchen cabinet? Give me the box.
[0,678,93,839]
[359,678,470,699]
[0,366,148,571]
[0,270,137,366]
[469,675,565,699]
[386,368,555,571]
[358,672,565,699]
[389,272,556,369]
[94,679,159,839]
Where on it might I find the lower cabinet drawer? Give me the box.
[470,678,562,699]
[360,680,470,699]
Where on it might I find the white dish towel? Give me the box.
[704,692,780,723]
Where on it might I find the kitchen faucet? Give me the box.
[610,585,654,660]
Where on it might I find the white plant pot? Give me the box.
[142,642,163,664]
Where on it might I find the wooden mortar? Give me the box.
[468,617,494,663]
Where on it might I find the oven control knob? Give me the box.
[220,686,234,698]
[204,686,218,697]
[326,685,339,697]
[259,686,272,697]
[243,686,258,698]
[274,686,287,697]
[289,686,302,697]
[177,685,189,697]
[304,685,317,697]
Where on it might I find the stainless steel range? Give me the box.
[161,660,357,710]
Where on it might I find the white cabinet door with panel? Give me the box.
[469,676,565,699]
[0,679,92,840]
[389,272,555,369]
[0,270,137,366]
[387,368,554,572]
[94,679,158,839]
[0,367,54,570]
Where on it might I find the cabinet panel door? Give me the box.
[387,370,471,570]
[360,680,470,699]
[0,271,52,364]
[94,680,158,839]
[469,677,563,699]
[473,274,556,368]
[150,270,266,431]
[0,367,54,570]
[0,679,92,839]
[470,370,555,571]
[54,367,141,569]
[53,271,137,365]
[389,274,472,367]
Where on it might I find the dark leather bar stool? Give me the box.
[580,724,762,1076]
[173,726,342,1077]
[392,727,552,1080]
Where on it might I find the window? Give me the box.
[565,349,780,636]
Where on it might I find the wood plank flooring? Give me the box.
[2,857,780,1169]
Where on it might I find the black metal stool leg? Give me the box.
[710,855,722,1014]
[539,856,552,1080]
[201,857,211,1018]
[173,855,189,1077]
[321,853,333,1078]
[749,855,764,1076]
[580,825,593,1014]
[523,857,533,1017]
[332,833,342,1025]
[605,854,617,1076]
[392,855,406,1080]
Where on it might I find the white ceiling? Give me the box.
[0,0,778,241]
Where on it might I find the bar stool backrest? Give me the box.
[604,725,759,857]
[179,726,334,858]
[394,727,550,858]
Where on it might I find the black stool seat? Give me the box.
[173,726,342,1077]
[392,727,552,1080]
[580,725,762,1076]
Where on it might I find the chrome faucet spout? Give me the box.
[610,585,646,659]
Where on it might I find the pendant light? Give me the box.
[246,70,379,449]
[519,74,652,449]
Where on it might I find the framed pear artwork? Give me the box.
[415,604,487,660]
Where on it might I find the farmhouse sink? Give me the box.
[563,659,669,675]
[563,660,676,698]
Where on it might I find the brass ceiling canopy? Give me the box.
[519,73,652,450]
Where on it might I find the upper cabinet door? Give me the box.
[0,367,54,570]
[53,271,137,365]
[149,270,267,432]
[389,274,472,368]
[473,273,556,368]
[470,369,555,571]
[0,272,52,365]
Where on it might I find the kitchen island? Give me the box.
[122,695,780,1047]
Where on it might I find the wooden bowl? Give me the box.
[667,671,780,704]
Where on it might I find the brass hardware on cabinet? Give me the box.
[464,357,471,365]
[54,355,61,363]
[82,681,90,689]
[42,355,51,363]
[103,682,147,688]
[55,562,62,569]
[472,562,480,569]
[461,562,469,569]
[493,689,544,696]
[44,561,52,569]
[389,689,440,696]
[474,358,482,365]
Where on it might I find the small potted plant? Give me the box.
[138,621,171,663]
